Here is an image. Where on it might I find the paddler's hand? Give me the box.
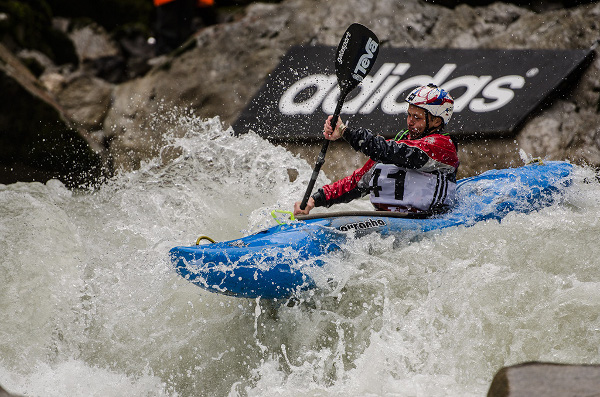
[293,197,315,216]
[323,115,346,141]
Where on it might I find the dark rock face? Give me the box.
[0,43,103,187]
[0,0,78,66]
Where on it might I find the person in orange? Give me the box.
[153,0,217,55]
[196,0,218,27]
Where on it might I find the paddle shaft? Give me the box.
[298,23,379,211]
[299,92,347,210]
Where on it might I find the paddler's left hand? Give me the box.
[324,115,347,141]
[293,197,315,216]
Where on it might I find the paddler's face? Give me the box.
[406,104,441,138]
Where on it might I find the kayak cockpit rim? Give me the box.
[295,210,432,220]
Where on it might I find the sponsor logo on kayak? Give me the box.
[339,218,386,232]
[234,47,592,139]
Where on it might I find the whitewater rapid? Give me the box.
[2,114,600,396]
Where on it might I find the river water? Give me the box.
[2,114,600,396]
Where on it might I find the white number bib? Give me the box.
[369,163,456,211]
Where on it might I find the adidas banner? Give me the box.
[233,46,593,140]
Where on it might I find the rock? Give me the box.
[116,27,155,80]
[68,20,120,61]
[15,49,54,77]
[55,73,114,130]
[40,70,66,93]
[487,362,600,397]
[0,42,104,187]
[0,384,22,397]
[65,20,125,83]
[102,77,168,171]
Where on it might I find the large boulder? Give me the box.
[0,384,22,397]
[487,362,600,397]
[103,0,600,179]
[0,42,104,187]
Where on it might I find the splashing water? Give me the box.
[2,113,600,396]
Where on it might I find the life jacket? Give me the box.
[367,129,457,212]
[369,163,456,212]
[314,127,459,214]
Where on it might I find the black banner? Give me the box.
[233,46,593,140]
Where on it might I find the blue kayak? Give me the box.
[169,161,573,299]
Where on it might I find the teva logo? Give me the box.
[353,37,379,81]
[280,62,529,116]
[339,218,386,232]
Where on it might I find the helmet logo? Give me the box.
[406,84,455,125]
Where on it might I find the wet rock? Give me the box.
[55,73,113,131]
[0,384,22,397]
[69,21,120,61]
[0,42,104,187]
[487,362,600,397]
[63,20,126,83]
[116,27,155,80]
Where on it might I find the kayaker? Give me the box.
[293,83,459,216]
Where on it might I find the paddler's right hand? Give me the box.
[293,197,315,216]
[324,115,346,141]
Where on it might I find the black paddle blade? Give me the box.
[335,23,380,95]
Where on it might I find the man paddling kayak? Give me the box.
[293,83,459,216]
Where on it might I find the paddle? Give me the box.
[299,23,380,210]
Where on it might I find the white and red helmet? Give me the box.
[405,84,454,126]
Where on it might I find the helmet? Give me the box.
[405,84,454,126]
